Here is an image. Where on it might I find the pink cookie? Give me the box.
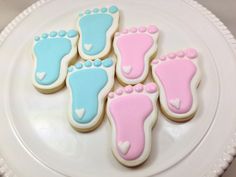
[152,48,201,121]
[114,25,159,85]
[106,83,159,167]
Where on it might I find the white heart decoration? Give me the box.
[84,44,92,51]
[170,98,181,109]
[36,72,46,80]
[118,141,130,155]
[122,65,132,74]
[75,108,85,119]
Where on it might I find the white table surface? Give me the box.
[0,0,236,177]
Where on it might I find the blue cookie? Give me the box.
[77,5,119,60]
[32,29,78,93]
[66,58,115,132]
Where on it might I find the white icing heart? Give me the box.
[170,98,181,109]
[118,141,130,155]
[84,44,92,51]
[75,108,85,119]
[36,72,46,80]
[122,65,132,74]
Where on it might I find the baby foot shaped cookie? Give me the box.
[152,48,201,122]
[114,25,159,85]
[67,58,115,132]
[107,83,159,167]
[77,5,119,60]
[32,29,78,93]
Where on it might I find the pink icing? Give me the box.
[122,29,128,34]
[186,48,198,59]
[159,56,166,61]
[124,85,133,93]
[147,25,159,34]
[115,88,123,95]
[154,58,197,114]
[177,51,185,57]
[168,53,176,59]
[134,84,144,92]
[109,94,153,160]
[145,82,157,93]
[152,59,158,64]
[139,26,147,32]
[130,27,137,33]
[108,92,115,98]
[115,32,120,37]
[117,34,153,79]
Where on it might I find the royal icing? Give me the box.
[114,25,159,85]
[66,58,115,132]
[32,29,78,93]
[29,3,203,167]
[107,83,159,167]
[77,6,119,60]
[152,48,201,121]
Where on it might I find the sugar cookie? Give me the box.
[152,48,201,121]
[32,29,78,93]
[77,5,119,60]
[67,58,115,132]
[114,25,159,85]
[107,83,159,167]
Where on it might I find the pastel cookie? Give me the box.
[77,5,119,60]
[114,25,159,85]
[67,58,115,132]
[152,48,201,122]
[32,29,78,93]
[107,83,159,167]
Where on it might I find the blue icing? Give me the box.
[34,37,72,85]
[94,59,102,67]
[59,30,66,37]
[85,9,91,14]
[42,33,48,39]
[84,60,92,67]
[34,36,40,41]
[50,31,57,37]
[68,66,74,72]
[101,7,107,13]
[93,8,99,13]
[103,58,113,67]
[79,13,113,56]
[109,6,118,13]
[68,68,108,124]
[75,62,83,69]
[67,29,78,38]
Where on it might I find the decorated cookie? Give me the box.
[106,83,159,167]
[152,48,201,122]
[32,29,78,93]
[66,58,115,132]
[114,25,159,85]
[77,5,119,60]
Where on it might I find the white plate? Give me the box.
[0,0,236,177]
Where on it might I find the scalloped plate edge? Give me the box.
[0,0,236,177]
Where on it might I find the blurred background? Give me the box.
[0,0,236,177]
